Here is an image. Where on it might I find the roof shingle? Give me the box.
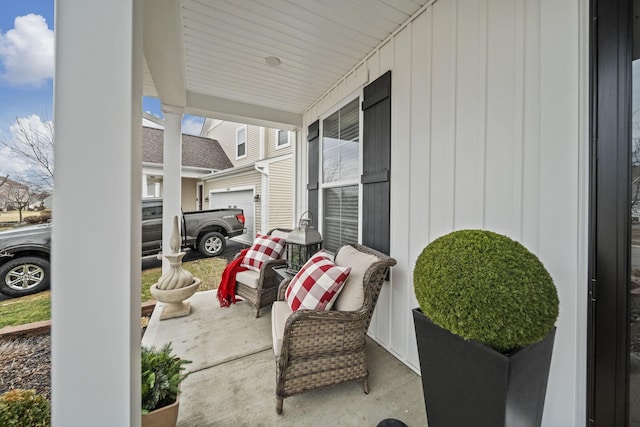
[142,126,233,170]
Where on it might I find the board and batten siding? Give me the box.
[268,156,295,230]
[298,1,587,425]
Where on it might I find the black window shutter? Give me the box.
[307,120,320,226]
[362,70,391,254]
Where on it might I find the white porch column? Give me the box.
[161,105,183,273]
[53,0,142,426]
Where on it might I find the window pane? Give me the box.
[323,185,358,253]
[322,98,359,183]
[278,130,288,146]
[237,127,246,157]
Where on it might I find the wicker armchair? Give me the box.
[234,228,291,318]
[271,244,396,414]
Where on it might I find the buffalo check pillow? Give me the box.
[241,233,286,272]
[285,251,351,311]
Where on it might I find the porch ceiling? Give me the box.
[142,0,429,129]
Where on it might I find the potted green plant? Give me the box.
[412,230,559,427]
[141,343,191,427]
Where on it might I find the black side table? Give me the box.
[272,265,294,281]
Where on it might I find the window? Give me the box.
[276,129,290,149]
[236,126,247,159]
[321,98,360,253]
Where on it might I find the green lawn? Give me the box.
[0,257,227,329]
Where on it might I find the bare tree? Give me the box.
[2,179,45,222]
[1,116,54,191]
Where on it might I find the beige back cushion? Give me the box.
[334,245,379,311]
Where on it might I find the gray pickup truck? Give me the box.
[0,198,245,297]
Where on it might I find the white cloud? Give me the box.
[181,116,204,136]
[0,145,30,176]
[0,14,54,86]
[10,114,52,142]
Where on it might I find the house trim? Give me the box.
[587,0,631,423]
[203,164,255,180]
[142,162,217,178]
[256,153,293,167]
[236,125,248,160]
[196,182,204,210]
[275,129,291,150]
[209,185,255,195]
[317,94,363,251]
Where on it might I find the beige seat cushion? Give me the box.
[271,301,292,357]
[333,245,380,311]
[236,270,260,289]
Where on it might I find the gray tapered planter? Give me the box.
[413,309,556,427]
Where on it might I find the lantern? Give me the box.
[286,211,323,273]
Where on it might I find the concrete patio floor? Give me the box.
[142,290,428,427]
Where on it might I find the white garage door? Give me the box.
[210,190,254,244]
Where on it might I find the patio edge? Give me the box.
[0,300,157,339]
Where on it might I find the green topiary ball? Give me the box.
[414,229,559,353]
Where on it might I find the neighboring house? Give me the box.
[142,126,233,211]
[199,119,294,244]
[0,177,29,211]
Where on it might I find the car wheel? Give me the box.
[0,256,50,297]
[197,231,226,257]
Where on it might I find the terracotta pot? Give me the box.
[141,396,179,427]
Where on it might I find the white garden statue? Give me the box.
[150,215,201,319]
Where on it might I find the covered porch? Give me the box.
[142,291,426,426]
[53,0,587,426]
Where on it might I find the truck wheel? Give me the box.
[198,231,226,257]
[0,257,50,297]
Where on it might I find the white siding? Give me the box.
[268,157,295,230]
[202,121,261,166]
[299,1,587,425]
[203,122,296,238]
[266,128,294,158]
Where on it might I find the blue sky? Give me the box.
[0,1,54,126]
[0,1,204,178]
